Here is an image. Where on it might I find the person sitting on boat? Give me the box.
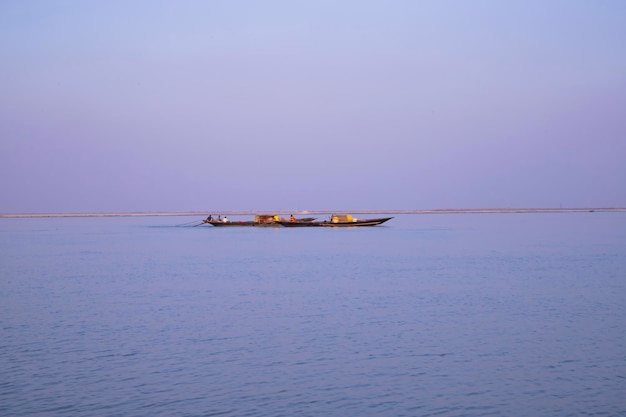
[223,216,229,223]
[206,215,213,222]
[217,215,222,222]
[290,214,296,222]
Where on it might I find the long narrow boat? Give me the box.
[206,220,257,226]
[278,215,393,228]
[320,216,393,227]
[204,215,316,227]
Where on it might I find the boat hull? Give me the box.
[205,221,282,227]
[206,221,258,226]
[277,221,322,227]
[278,217,393,227]
[320,217,393,227]
[205,217,316,227]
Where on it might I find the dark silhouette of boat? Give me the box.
[203,215,316,227]
[278,215,393,227]
[206,220,257,226]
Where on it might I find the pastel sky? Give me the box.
[1,0,625,213]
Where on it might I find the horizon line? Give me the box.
[1,207,625,218]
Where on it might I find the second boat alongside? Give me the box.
[278,215,393,227]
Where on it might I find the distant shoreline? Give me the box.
[1,208,625,218]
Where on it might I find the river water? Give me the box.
[1,213,625,416]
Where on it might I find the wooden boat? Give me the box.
[202,214,278,226]
[205,220,256,226]
[278,215,393,227]
[204,215,316,227]
[321,216,393,227]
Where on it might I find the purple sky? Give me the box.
[1,1,625,213]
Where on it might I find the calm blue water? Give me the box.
[1,213,625,416]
